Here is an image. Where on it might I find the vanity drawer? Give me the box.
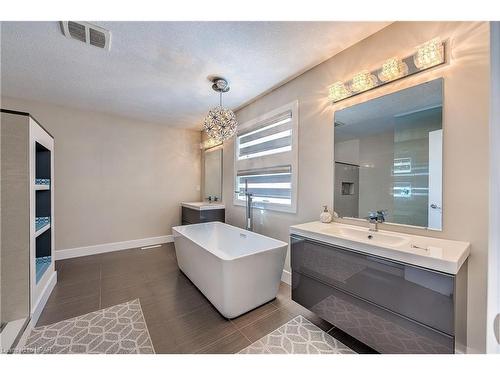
[199,208,225,223]
[292,271,454,354]
[290,235,455,335]
[182,206,200,224]
[182,206,225,224]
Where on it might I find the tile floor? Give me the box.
[38,244,376,354]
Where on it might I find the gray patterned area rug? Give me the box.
[22,299,155,354]
[239,315,355,354]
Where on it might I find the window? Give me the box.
[393,157,412,174]
[236,166,292,206]
[234,101,298,213]
[393,183,412,198]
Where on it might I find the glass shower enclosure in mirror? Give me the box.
[334,78,443,230]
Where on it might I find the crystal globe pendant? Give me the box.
[203,78,237,142]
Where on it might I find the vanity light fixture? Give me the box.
[350,70,378,93]
[378,57,408,82]
[328,81,351,102]
[414,38,445,70]
[327,38,446,103]
[203,77,238,142]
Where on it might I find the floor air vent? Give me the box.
[60,21,111,50]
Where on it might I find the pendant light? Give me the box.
[203,77,237,142]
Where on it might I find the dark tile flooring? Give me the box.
[39,243,375,354]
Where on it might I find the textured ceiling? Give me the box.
[1,21,390,129]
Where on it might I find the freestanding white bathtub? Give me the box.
[172,222,287,318]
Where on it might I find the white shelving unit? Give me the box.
[0,109,56,351]
[29,117,56,324]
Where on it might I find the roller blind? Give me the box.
[236,165,292,206]
[237,111,292,160]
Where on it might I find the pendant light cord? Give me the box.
[219,91,223,107]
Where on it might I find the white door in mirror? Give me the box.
[428,129,443,230]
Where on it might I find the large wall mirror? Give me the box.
[203,147,223,201]
[334,78,443,230]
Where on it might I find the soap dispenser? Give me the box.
[320,205,333,223]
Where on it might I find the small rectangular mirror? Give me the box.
[203,147,223,201]
[334,78,443,230]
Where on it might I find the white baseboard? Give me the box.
[455,342,482,354]
[15,320,33,352]
[31,271,57,326]
[281,269,291,285]
[55,235,174,260]
[0,318,27,352]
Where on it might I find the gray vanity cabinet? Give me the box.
[181,206,225,225]
[290,235,467,354]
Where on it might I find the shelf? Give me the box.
[35,223,51,237]
[35,216,51,237]
[35,178,50,190]
[35,184,50,191]
[35,256,52,283]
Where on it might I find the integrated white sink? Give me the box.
[329,226,409,247]
[290,221,470,274]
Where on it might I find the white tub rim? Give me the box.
[172,222,288,262]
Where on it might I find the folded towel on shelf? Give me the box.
[35,216,51,231]
[35,178,50,186]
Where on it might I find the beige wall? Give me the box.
[223,22,490,352]
[1,113,30,324]
[1,97,202,251]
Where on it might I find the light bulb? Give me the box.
[328,81,351,102]
[414,38,444,70]
[378,57,408,82]
[350,71,378,93]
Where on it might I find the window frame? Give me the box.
[233,100,299,214]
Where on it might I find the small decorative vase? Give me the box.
[320,205,333,223]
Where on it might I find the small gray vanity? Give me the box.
[290,221,470,354]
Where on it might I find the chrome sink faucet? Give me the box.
[367,210,387,232]
[368,217,378,232]
[235,179,253,231]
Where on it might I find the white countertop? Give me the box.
[181,201,225,211]
[290,221,470,274]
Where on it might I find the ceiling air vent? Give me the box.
[60,21,111,50]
